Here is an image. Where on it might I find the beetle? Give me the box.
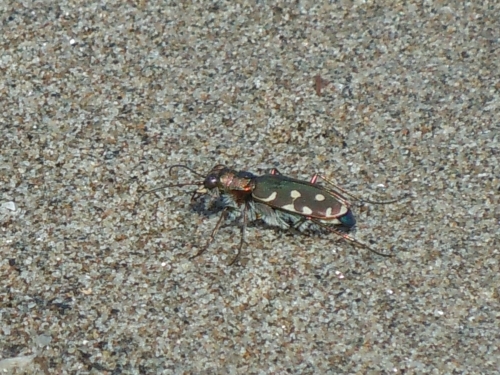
[139,164,402,265]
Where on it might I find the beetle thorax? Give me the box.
[215,170,253,205]
[219,172,253,193]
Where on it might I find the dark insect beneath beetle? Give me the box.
[139,164,403,265]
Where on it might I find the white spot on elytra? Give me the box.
[281,204,296,212]
[290,190,301,199]
[302,206,313,215]
[259,191,277,202]
[315,194,325,201]
[325,205,348,217]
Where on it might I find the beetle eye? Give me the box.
[204,175,218,189]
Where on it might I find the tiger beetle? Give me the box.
[139,164,403,265]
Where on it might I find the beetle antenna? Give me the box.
[137,181,202,204]
[136,165,206,206]
[168,164,205,178]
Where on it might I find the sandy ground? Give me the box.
[1,1,499,374]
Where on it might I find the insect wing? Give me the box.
[252,175,349,220]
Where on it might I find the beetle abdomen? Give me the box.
[338,210,356,229]
[252,175,348,220]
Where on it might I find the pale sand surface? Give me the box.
[1,2,499,374]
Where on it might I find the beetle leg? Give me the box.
[312,219,393,257]
[315,174,404,205]
[269,168,282,175]
[306,173,351,205]
[228,202,248,265]
[290,216,309,231]
[190,207,229,260]
[190,189,203,202]
[310,173,319,184]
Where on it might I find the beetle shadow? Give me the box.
[188,195,226,218]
